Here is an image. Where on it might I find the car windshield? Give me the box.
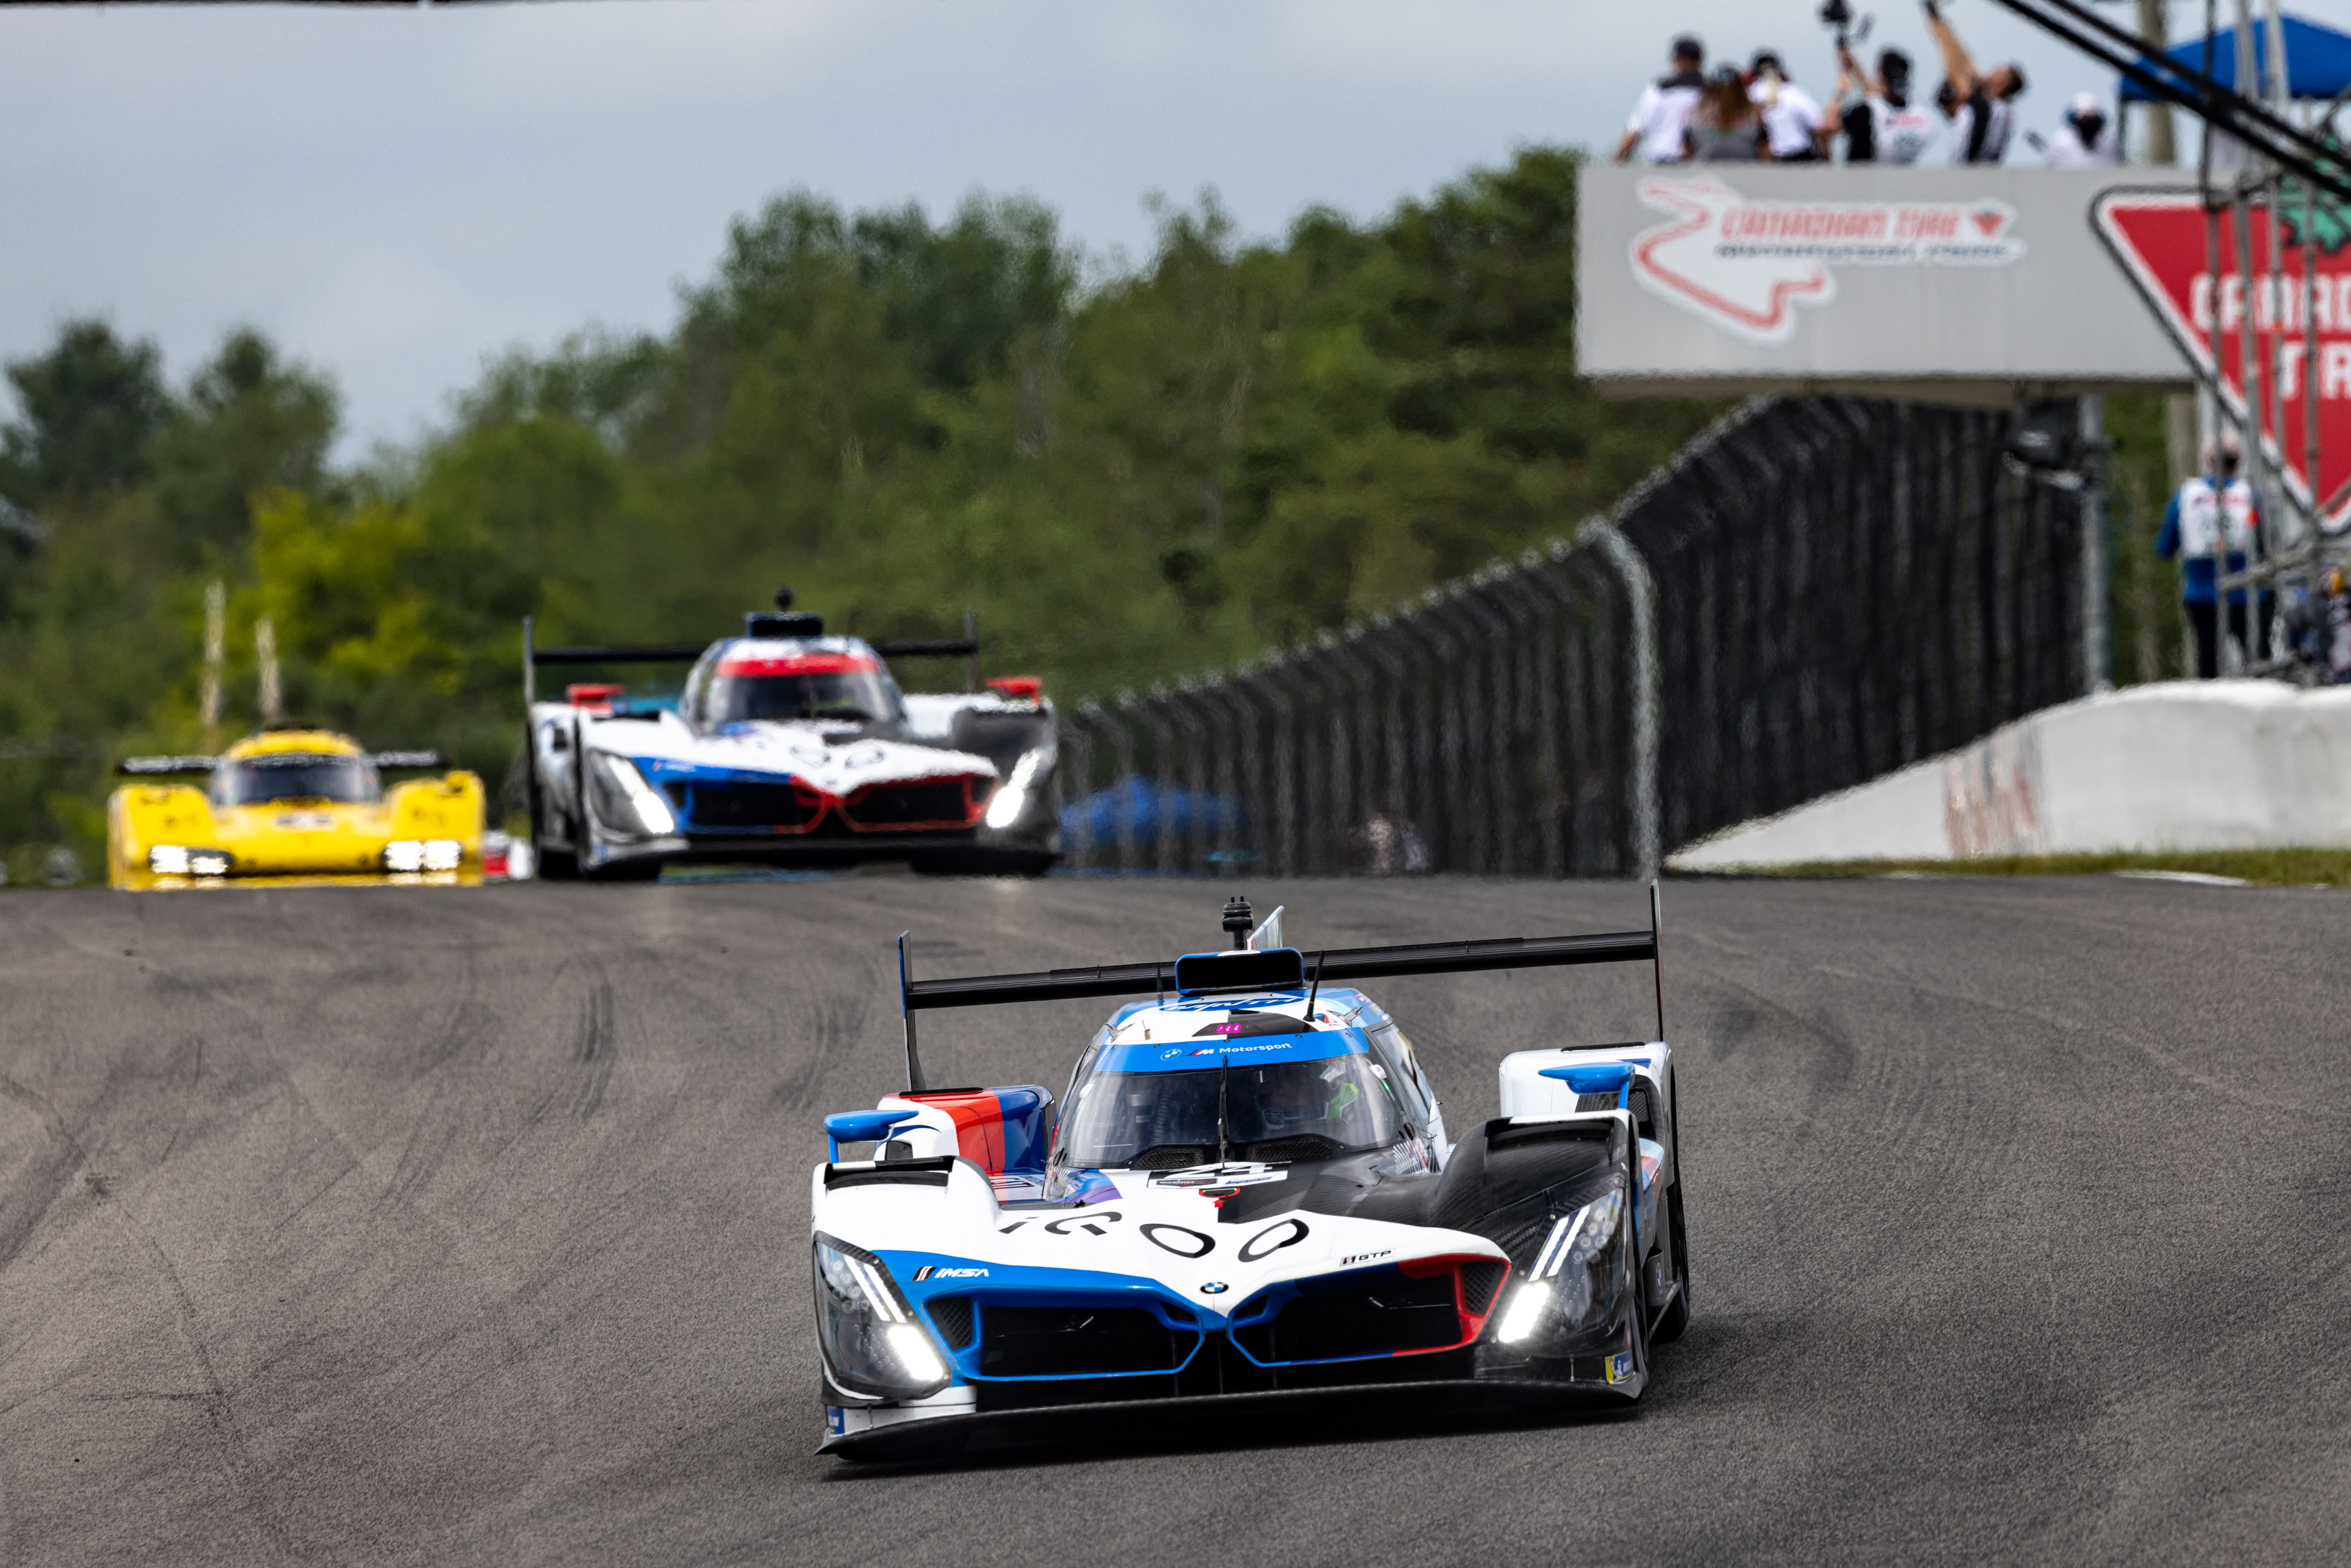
[1059,1052,1402,1169]
[706,671,903,725]
[210,753,380,806]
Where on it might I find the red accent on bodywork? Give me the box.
[902,1089,1009,1173]
[718,651,881,677]
[836,774,991,832]
[567,683,626,713]
[986,676,1043,700]
[1395,1252,1512,1355]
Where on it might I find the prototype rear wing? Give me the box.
[521,614,984,705]
[892,886,1667,1093]
[118,749,448,776]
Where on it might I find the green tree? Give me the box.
[151,329,339,555]
[0,319,172,502]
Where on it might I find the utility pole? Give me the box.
[2139,0,2177,164]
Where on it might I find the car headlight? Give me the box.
[1494,1181,1627,1345]
[589,753,677,837]
[384,840,464,873]
[151,846,230,876]
[812,1234,952,1402]
[983,743,1055,830]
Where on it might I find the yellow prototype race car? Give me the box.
[108,727,486,889]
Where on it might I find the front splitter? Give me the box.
[817,1375,1638,1461]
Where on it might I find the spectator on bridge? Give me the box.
[1826,42,1936,163]
[1615,35,1707,164]
[1749,50,1827,162]
[2044,92,2121,167]
[2159,435,2266,678]
[1925,0,2024,163]
[1688,65,1767,162]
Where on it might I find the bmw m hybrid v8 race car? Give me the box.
[522,596,1059,879]
[108,728,484,889]
[810,896,1689,1459]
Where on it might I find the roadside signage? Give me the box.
[1631,176,2026,345]
[2097,187,2351,527]
[1577,165,2192,395]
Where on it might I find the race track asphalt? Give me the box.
[3,872,2348,1566]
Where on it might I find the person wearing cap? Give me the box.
[1615,35,1706,164]
[2158,435,2266,678]
[1749,49,1827,162]
[1826,40,1936,163]
[2044,92,2120,166]
[1925,0,2025,163]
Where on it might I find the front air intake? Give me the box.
[840,778,982,830]
[977,1304,1196,1378]
[1230,1263,1467,1365]
[926,1297,977,1353]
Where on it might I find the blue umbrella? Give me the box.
[1060,775,1244,849]
[2120,13,2351,103]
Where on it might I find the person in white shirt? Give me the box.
[2044,92,2121,166]
[1825,43,1936,163]
[1926,0,2024,163]
[1748,50,1826,162]
[1614,35,1706,164]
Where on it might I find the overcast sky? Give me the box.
[0,0,2326,456]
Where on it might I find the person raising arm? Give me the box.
[1925,0,2025,163]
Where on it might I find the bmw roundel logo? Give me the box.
[1199,1281,1229,1295]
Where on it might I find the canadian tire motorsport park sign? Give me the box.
[1577,166,2194,404]
[2097,188,2351,527]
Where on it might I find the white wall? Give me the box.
[1668,680,2351,869]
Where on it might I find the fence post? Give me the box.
[1101,696,1139,873]
[1576,518,1661,882]
[2080,395,2112,694]
[1133,689,1182,875]
[1063,707,1100,871]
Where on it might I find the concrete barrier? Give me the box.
[1667,680,2351,869]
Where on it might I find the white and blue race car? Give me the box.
[812,896,1690,1459]
[522,594,1059,879]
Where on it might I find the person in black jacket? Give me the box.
[1926,0,2025,163]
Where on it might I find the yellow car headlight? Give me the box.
[150,846,230,876]
[385,839,465,873]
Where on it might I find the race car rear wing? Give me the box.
[118,749,448,775]
[522,612,984,702]
[892,886,1667,1093]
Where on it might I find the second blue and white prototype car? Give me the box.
[811,896,1690,1459]
[522,595,1059,879]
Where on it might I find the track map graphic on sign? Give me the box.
[1630,177,2026,344]
[2097,187,2351,529]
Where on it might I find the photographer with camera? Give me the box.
[1615,34,1708,164]
[1925,0,2025,163]
[1824,36,1936,162]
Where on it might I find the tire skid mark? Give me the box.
[0,1074,91,1277]
[517,957,622,1136]
[88,1177,313,1565]
[769,967,873,1119]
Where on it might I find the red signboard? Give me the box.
[2097,187,2351,526]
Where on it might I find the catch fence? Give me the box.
[1055,394,2089,877]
